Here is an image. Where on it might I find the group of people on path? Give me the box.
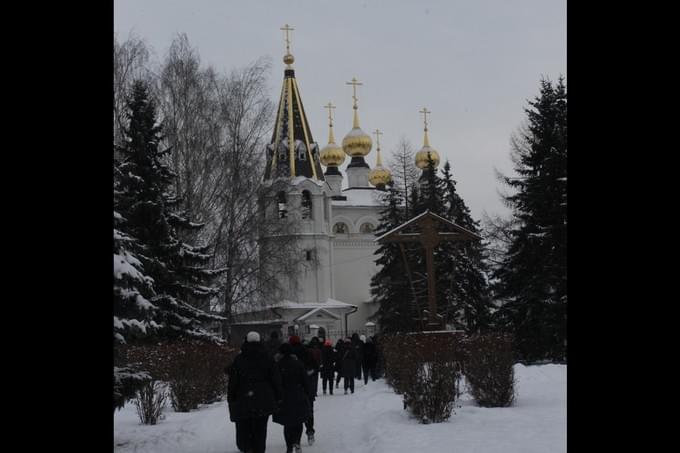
[225,330,382,453]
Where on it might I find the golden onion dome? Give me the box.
[369,164,392,186]
[415,108,440,169]
[369,128,391,186]
[415,146,440,169]
[342,127,372,157]
[320,142,345,167]
[321,102,345,167]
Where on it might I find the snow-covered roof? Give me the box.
[230,319,284,325]
[374,210,482,242]
[271,298,357,310]
[332,188,383,207]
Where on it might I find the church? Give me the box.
[229,26,440,344]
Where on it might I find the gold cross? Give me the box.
[346,77,363,108]
[324,101,336,125]
[280,24,295,53]
[373,129,383,149]
[419,107,431,131]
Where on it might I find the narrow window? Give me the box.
[302,190,312,219]
[306,250,313,261]
[277,191,288,219]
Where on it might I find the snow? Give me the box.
[114,363,565,453]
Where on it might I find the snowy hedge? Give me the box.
[119,340,238,413]
[380,331,516,420]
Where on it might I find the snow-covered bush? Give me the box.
[134,380,167,425]
[120,340,237,412]
[465,333,515,407]
[382,332,467,423]
[114,366,151,412]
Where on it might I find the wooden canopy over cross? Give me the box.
[375,210,482,330]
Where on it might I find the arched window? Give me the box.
[333,222,349,234]
[301,190,312,219]
[360,223,375,234]
[277,191,288,219]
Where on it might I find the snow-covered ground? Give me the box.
[114,363,566,453]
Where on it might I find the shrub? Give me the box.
[382,331,466,423]
[133,380,167,425]
[465,333,515,407]
[120,340,238,412]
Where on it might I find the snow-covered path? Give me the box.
[114,364,566,453]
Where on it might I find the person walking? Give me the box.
[351,333,364,382]
[273,343,311,453]
[264,330,283,360]
[341,337,357,394]
[225,331,283,453]
[306,337,322,397]
[320,339,336,395]
[334,339,345,389]
[289,335,317,446]
[362,336,378,384]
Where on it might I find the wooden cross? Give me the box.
[372,129,383,149]
[419,107,431,131]
[346,77,363,108]
[375,211,482,330]
[280,24,295,53]
[324,101,336,126]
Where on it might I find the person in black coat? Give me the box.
[225,331,283,453]
[334,339,345,388]
[320,339,336,395]
[362,336,378,384]
[289,335,316,445]
[351,333,364,381]
[341,337,357,394]
[273,343,311,453]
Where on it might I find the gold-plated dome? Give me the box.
[415,107,440,169]
[320,102,346,167]
[369,128,392,186]
[342,77,372,157]
[342,128,372,157]
[321,142,345,167]
[415,146,440,169]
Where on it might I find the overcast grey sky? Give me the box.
[114,0,566,220]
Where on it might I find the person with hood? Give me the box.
[362,336,378,384]
[320,339,336,395]
[225,331,283,453]
[341,336,357,394]
[273,343,311,453]
[289,335,316,445]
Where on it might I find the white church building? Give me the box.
[229,35,439,345]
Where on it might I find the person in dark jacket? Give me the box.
[306,337,322,397]
[273,343,311,453]
[351,333,364,381]
[334,339,345,388]
[362,336,378,384]
[341,337,357,394]
[225,331,283,453]
[320,339,336,395]
[289,335,316,445]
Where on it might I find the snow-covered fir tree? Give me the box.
[370,183,422,333]
[493,77,567,362]
[113,80,226,409]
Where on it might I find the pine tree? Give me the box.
[370,183,421,333]
[494,77,567,362]
[440,161,494,333]
[114,80,225,343]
